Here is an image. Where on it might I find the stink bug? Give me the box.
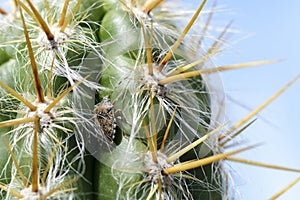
[93,96,118,142]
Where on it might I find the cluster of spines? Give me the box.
[0,0,95,199]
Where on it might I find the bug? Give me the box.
[93,96,118,142]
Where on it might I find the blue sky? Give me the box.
[186,0,300,199]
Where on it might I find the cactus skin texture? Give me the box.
[0,0,300,200]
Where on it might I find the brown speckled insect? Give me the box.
[93,96,117,142]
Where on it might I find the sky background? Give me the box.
[185,1,300,199]
[1,0,300,199]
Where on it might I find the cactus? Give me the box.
[0,0,299,199]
